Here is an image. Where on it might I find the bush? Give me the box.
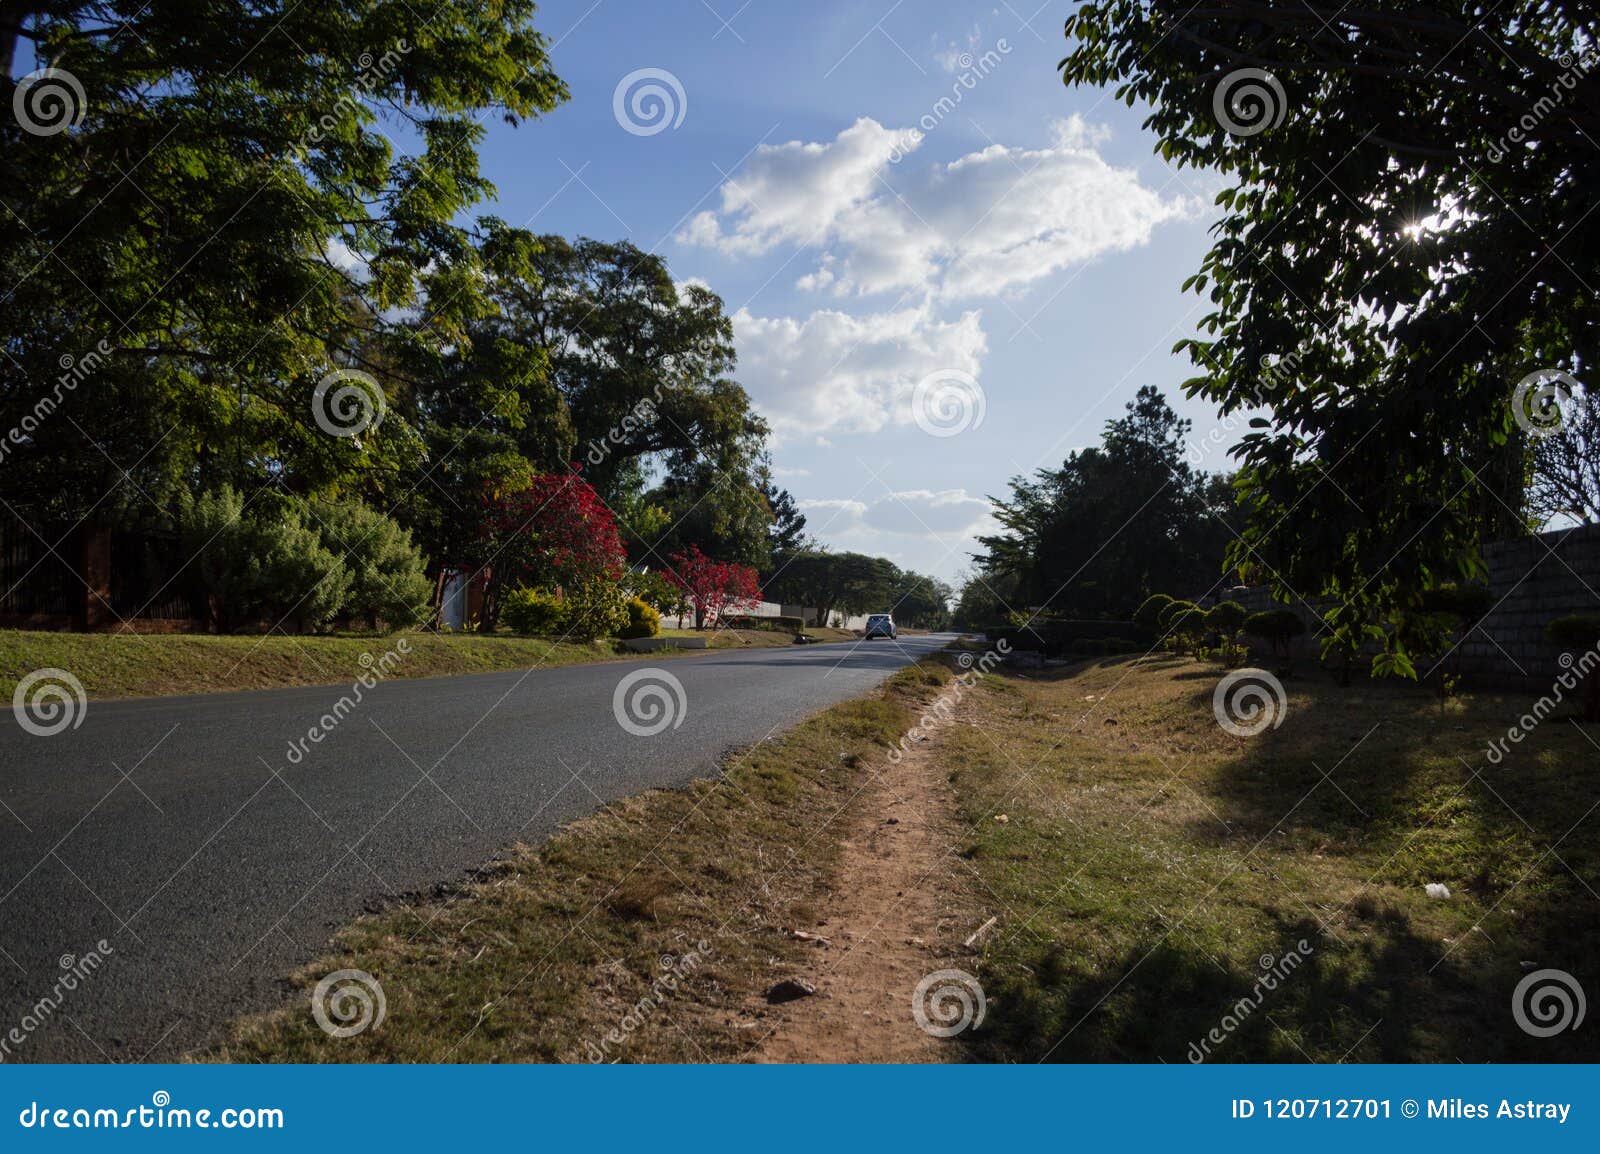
[621,597,661,639]
[624,569,680,614]
[180,485,349,633]
[1547,615,1600,648]
[1134,594,1174,630]
[307,495,432,630]
[562,579,630,641]
[1244,609,1306,660]
[1206,600,1248,633]
[1158,599,1200,629]
[502,587,566,636]
[720,613,805,632]
[1169,607,1208,637]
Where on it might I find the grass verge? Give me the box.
[0,626,857,701]
[942,654,1600,1062]
[205,661,954,1063]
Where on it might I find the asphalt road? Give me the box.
[0,632,955,1062]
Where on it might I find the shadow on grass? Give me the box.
[966,663,1600,1063]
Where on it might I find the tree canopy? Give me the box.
[1059,1,1596,674]
[974,386,1238,620]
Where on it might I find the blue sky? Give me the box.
[476,0,1229,583]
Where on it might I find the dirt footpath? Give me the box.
[746,706,986,1063]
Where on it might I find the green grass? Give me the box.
[205,663,954,1063]
[0,626,858,701]
[942,655,1600,1063]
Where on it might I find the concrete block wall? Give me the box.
[1215,523,1600,686]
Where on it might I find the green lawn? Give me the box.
[0,625,848,701]
[942,654,1600,1063]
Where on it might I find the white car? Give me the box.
[864,614,897,639]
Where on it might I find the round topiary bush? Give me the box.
[1206,600,1248,633]
[1134,594,1175,631]
[620,596,661,639]
[1244,609,1306,659]
[1158,599,1201,629]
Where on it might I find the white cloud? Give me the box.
[683,116,1196,301]
[732,305,987,438]
[679,118,919,257]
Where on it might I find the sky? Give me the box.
[473,0,1230,585]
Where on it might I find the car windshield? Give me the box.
[867,616,889,625]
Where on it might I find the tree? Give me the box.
[1,3,569,527]
[1058,2,1587,676]
[476,474,626,630]
[890,570,953,629]
[762,471,811,562]
[1529,389,1600,527]
[663,544,760,629]
[763,550,898,626]
[976,388,1236,618]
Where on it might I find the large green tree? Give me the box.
[1059,1,1593,673]
[976,387,1238,619]
[1,1,567,526]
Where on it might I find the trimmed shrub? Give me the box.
[719,614,805,632]
[1134,594,1174,631]
[1244,609,1306,659]
[1170,607,1208,638]
[502,587,566,636]
[1206,600,1248,633]
[621,596,662,639]
[1547,615,1600,648]
[1158,599,1200,629]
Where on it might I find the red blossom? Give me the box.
[663,544,761,629]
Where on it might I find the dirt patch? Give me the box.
[745,700,985,1063]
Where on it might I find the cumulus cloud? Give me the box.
[683,115,1196,301]
[732,305,987,438]
[680,118,919,257]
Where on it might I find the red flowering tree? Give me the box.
[664,544,761,630]
[478,473,626,629]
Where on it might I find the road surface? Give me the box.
[0,633,954,1061]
